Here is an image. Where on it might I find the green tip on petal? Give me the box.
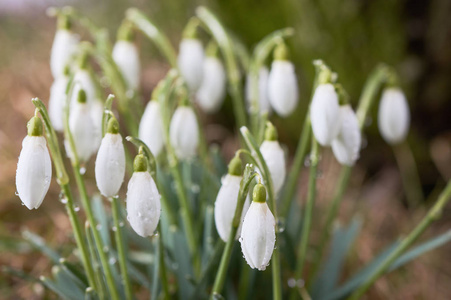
[63,64,71,77]
[227,155,243,176]
[264,122,278,141]
[133,153,148,172]
[77,49,89,70]
[57,14,71,30]
[182,17,200,39]
[317,67,333,85]
[252,183,267,203]
[77,89,87,103]
[27,116,43,137]
[274,42,289,61]
[206,40,219,57]
[107,117,120,134]
[117,21,135,42]
[386,68,400,88]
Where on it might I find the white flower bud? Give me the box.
[196,57,226,113]
[90,100,104,153]
[214,174,250,242]
[268,60,299,117]
[246,67,271,114]
[50,29,79,78]
[126,155,161,237]
[95,133,126,197]
[310,83,341,146]
[240,184,275,271]
[139,101,165,157]
[169,106,199,160]
[48,76,69,132]
[260,140,286,194]
[378,88,410,144]
[112,40,140,90]
[331,105,361,166]
[67,101,95,163]
[178,39,205,92]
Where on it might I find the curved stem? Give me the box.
[211,167,258,297]
[348,179,451,299]
[111,196,133,300]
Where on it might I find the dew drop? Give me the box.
[74,206,80,212]
[21,202,25,206]
[79,166,86,175]
[15,191,19,196]
[96,224,102,231]
[287,278,297,288]
[119,222,124,227]
[304,156,311,167]
[108,257,116,265]
[60,198,68,204]
[276,219,285,233]
[103,246,109,253]
[191,184,200,194]
[112,226,117,232]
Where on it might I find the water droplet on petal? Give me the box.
[15,191,19,196]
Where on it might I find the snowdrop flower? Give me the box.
[169,103,199,160]
[95,117,125,197]
[310,83,341,146]
[72,69,96,107]
[214,156,250,242]
[260,123,286,195]
[139,100,165,157]
[126,152,161,237]
[50,15,79,78]
[48,71,69,132]
[16,115,52,210]
[378,88,410,145]
[331,105,361,166]
[240,183,276,271]
[178,20,204,92]
[246,66,271,114]
[90,99,104,153]
[268,43,298,117]
[67,89,95,162]
[112,22,140,90]
[196,42,226,113]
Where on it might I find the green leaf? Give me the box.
[52,266,86,300]
[169,225,195,297]
[312,217,362,299]
[22,230,60,263]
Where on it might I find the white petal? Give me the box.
[169,106,199,160]
[126,172,161,237]
[68,102,95,162]
[71,71,97,106]
[260,141,286,194]
[178,39,204,92]
[50,30,79,78]
[196,57,226,113]
[378,88,410,144]
[90,100,103,154]
[331,105,361,166]
[49,76,69,132]
[112,41,140,90]
[139,101,165,157]
[214,175,243,242]
[16,136,52,209]
[246,67,271,114]
[240,202,276,271]
[95,133,126,197]
[268,61,298,117]
[310,83,341,146]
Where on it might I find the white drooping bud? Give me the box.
[310,83,341,146]
[139,100,165,157]
[90,99,104,153]
[16,116,52,210]
[378,88,410,145]
[268,44,299,117]
[258,123,286,195]
[48,75,69,132]
[169,105,199,160]
[240,184,276,271]
[67,90,95,163]
[214,156,250,242]
[196,56,226,113]
[331,105,361,166]
[178,38,205,92]
[50,16,79,78]
[246,66,271,114]
[126,154,161,237]
[95,118,125,197]
[112,40,140,90]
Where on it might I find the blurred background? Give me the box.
[0,0,450,299]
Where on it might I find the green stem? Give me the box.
[211,168,258,297]
[393,141,424,208]
[196,6,247,129]
[111,196,133,300]
[290,136,319,300]
[157,224,170,300]
[348,179,451,299]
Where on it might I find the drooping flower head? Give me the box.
[268,43,299,117]
[240,183,276,271]
[49,66,70,132]
[16,114,52,210]
[246,66,271,114]
[95,117,126,197]
[169,100,199,160]
[378,87,410,145]
[331,104,361,166]
[126,152,161,237]
[139,99,165,157]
